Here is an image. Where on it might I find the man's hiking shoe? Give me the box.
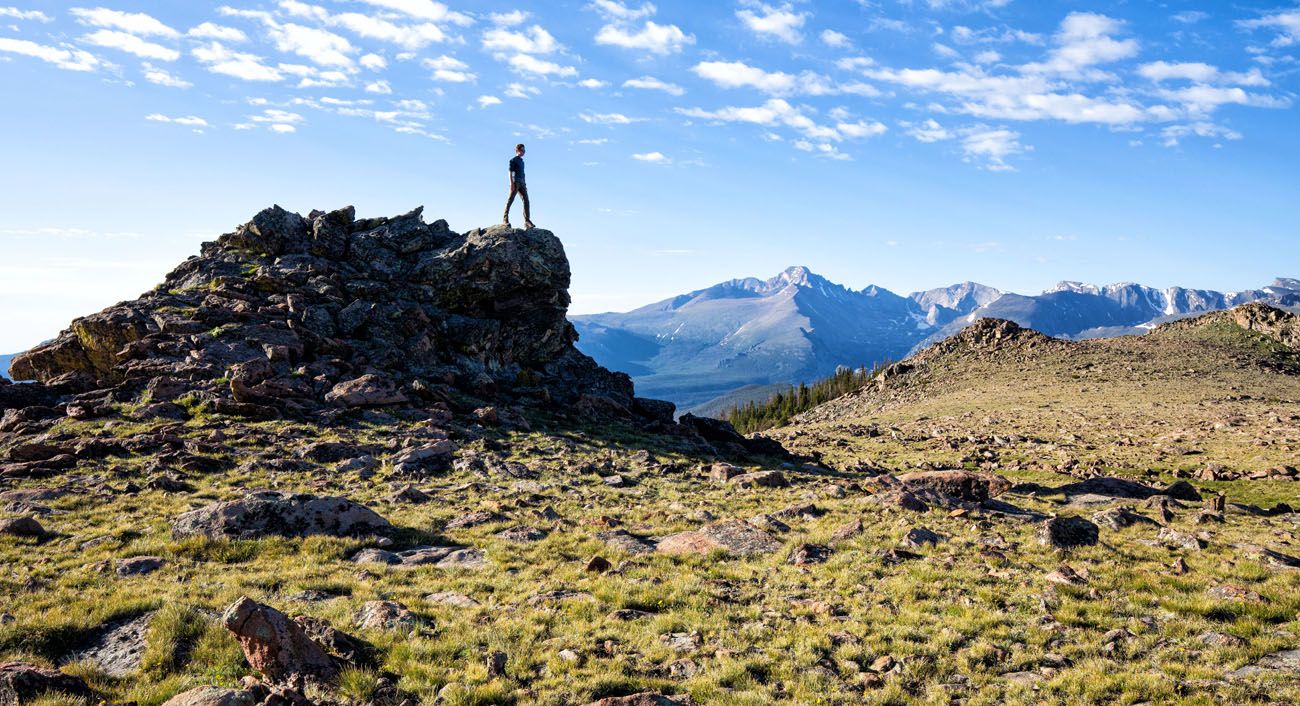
[524,221,536,230]
[502,220,512,229]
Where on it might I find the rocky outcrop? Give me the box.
[173,491,392,540]
[8,206,652,422]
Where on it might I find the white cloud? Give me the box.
[241,108,304,133]
[595,20,693,54]
[792,139,849,160]
[142,63,191,88]
[693,60,796,93]
[578,78,607,88]
[820,29,849,48]
[836,120,887,138]
[0,37,103,71]
[1137,61,1268,86]
[505,82,540,98]
[188,22,246,42]
[974,50,1001,64]
[1172,11,1209,25]
[423,54,475,82]
[333,13,449,49]
[146,113,208,127]
[632,151,669,163]
[353,0,472,25]
[580,112,643,124]
[960,128,1025,171]
[193,42,283,82]
[0,7,50,22]
[694,60,878,97]
[478,95,502,107]
[69,7,179,38]
[623,75,684,96]
[81,30,179,62]
[1159,122,1242,147]
[903,118,953,142]
[590,1,656,21]
[508,53,577,77]
[677,98,839,141]
[1021,12,1138,79]
[268,23,355,68]
[576,137,608,144]
[360,53,387,70]
[1239,10,1300,48]
[736,2,807,45]
[489,10,528,26]
[365,79,392,94]
[482,25,560,54]
[1156,85,1288,114]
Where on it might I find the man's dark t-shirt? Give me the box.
[509,155,525,184]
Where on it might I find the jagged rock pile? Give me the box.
[5,206,664,424]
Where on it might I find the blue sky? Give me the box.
[1,0,1298,351]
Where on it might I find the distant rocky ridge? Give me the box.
[3,206,686,432]
[572,269,1299,411]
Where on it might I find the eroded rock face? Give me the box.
[220,597,339,683]
[173,491,392,539]
[8,206,640,420]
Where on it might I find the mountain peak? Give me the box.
[769,265,821,289]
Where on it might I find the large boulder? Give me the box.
[897,470,1012,502]
[1037,516,1099,550]
[172,491,392,539]
[220,597,339,683]
[160,686,258,706]
[657,520,781,557]
[0,662,92,706]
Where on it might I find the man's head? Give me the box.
[515,143,526,155]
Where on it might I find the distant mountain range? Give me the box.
[571,271,1300,412]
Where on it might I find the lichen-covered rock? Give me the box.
[172,491,392,539]
[657,520,781,557]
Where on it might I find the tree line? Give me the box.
[723,362,889,434]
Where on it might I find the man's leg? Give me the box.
[519,184,532,225]
[503,182,518,223]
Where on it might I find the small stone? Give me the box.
[1157,527,1205,551]
[585,555,612,573]
[485,651,507,677]
[900,527,943,549]
[116,556,166,576]
[788,543,831,566]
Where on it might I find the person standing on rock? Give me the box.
[503,143,534,230]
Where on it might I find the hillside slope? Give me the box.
[771,303,1300,479]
